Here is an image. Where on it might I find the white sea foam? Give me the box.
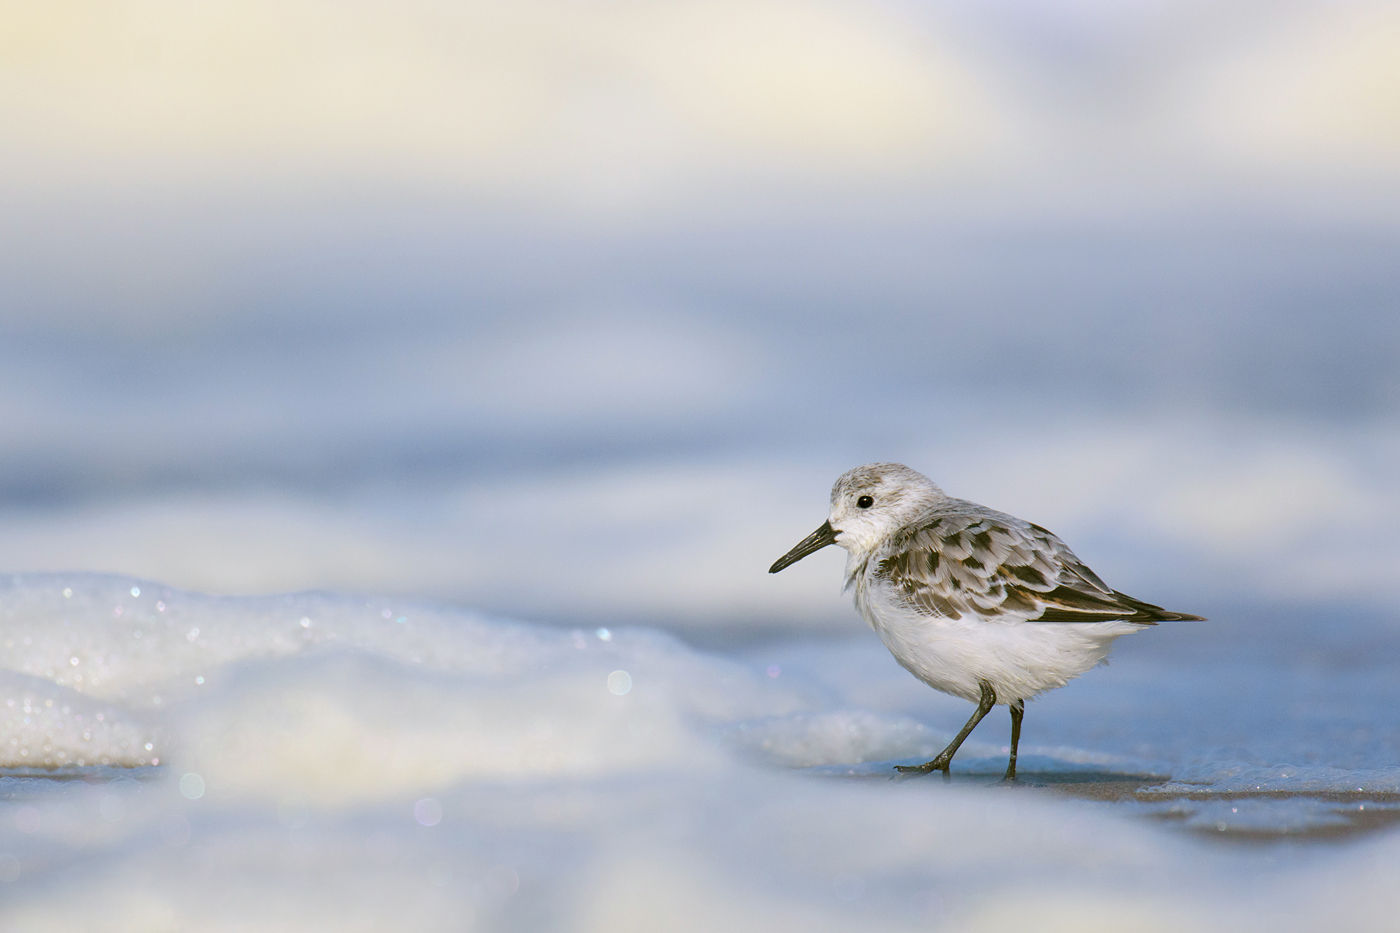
[723,709,951,769]
[0,573,825,784]
[2,573,1400,931]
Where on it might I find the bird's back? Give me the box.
[863,498,1204,626]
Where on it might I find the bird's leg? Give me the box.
[1003,699,1024,782]
[895,680,996,775]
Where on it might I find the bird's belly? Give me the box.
[860,598,1143,704]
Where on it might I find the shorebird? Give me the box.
[769,463,1203,781]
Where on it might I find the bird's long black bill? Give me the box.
[769,521,838,573]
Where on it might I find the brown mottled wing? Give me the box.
[874,505,1204,624]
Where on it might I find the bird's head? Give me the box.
[769,462,944,572]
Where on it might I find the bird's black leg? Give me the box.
[895,680,996,776]
[1003,699,1024,782]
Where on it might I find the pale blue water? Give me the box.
[745,600,1400,788]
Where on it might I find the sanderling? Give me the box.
[769,462,1203,781]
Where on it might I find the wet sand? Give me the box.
[811,767,1400,843]
[10,764,1400,845]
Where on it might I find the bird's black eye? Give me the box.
[856,495,874,509]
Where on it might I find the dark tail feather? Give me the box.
[1112,591,1207,622]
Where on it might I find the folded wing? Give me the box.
[874,506,1205,624]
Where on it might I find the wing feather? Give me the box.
[875,504,1205,624]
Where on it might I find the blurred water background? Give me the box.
[2,2,1400,929]
[3,0,1397,638]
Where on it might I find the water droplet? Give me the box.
[277,798,310,829]
[485,865,520,897]
[414,798,443,827]
[607,671,632,695]
[179,773,205,800]
[15,807,41,833]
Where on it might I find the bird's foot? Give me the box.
[893,755,952,775]
[994,774,1040,788]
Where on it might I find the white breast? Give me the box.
[854,575,1143,704]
